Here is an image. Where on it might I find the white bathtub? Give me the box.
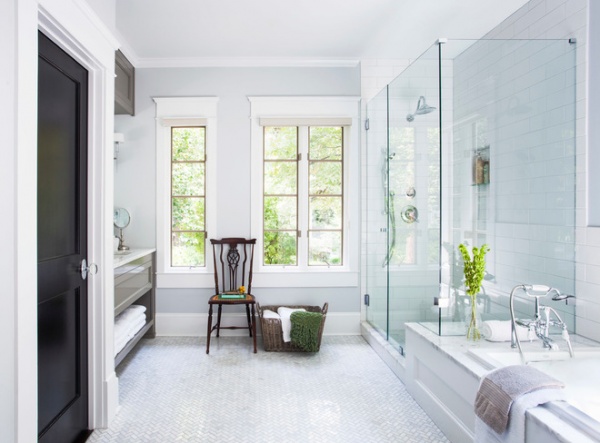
[469,347,600,427]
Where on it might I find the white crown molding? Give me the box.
[134,56,360,69]
[113,32,359,69]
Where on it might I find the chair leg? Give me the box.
[216,304,223,337]
[251,304,257,353]
[245,304,252,337]
[206,304,213,355]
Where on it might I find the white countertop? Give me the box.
[113,248,156,268]
[407,322,600,378]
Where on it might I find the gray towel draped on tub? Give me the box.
[475,364,565,435]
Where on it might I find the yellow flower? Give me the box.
[238,285,246,294]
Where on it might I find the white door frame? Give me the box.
[11,2,118,441]
[37,2,120,430]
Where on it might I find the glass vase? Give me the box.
[465,295,481,341]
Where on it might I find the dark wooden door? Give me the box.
[37,31,91,443]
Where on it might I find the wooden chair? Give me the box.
[206,238,257,354]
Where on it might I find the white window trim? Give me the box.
[248,96,361,287]
[154,97,218,288]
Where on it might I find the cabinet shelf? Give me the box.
[114,250,155,367]
[115,319,154,367]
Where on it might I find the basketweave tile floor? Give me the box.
[89,336,450,443]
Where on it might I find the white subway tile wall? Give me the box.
[485,0,597,342]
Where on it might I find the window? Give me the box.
[154,97,218,281]
[263,126,298,265]
[249,96,360,280]
[171,126,206,267]
[308,126,344,265]
[262,125,344,267]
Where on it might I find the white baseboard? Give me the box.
[104,371,120,427]
[155,312,361,337]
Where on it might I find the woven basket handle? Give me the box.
[321,302,329,315]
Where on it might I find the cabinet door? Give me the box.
[115,50,134,115]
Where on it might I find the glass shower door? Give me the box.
[386,45,441,348]
[365,43,442,351]
[365,86,390,338]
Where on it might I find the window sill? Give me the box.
[253,271,358,288]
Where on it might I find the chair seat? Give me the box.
[208,294,256,305]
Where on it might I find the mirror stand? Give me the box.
[118,228,129,251]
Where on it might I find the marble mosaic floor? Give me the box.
[89,336,449,443]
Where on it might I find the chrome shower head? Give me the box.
[406,96,437,122]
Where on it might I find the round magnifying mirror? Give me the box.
[114,208,131,229]
[114,208,131,251]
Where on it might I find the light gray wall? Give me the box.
[115,66,361,314]
[157,287,359,313]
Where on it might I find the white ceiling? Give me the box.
[116,0,530,67]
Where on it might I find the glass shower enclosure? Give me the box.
[365,39,576,352]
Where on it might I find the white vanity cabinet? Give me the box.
[114,249,156,366]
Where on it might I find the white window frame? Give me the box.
[154,97,218,288]
[248,96,361,288]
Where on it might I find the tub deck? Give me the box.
[400,323,600,443]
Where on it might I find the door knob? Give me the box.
[80,259,98,280]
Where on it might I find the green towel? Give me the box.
[290,311,323,352]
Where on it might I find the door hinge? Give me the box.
[365,118,370,130]
[364,293,370,306]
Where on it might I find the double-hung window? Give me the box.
[154,97,218,283]
[249,96,360,282]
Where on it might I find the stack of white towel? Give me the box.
[262,307,307,342]
[114,305,147,356]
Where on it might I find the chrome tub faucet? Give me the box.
[509,284,574,361]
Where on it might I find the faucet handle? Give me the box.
[516,319,535,328]
[552,293,575,305]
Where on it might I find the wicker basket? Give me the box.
[258,303,328,352]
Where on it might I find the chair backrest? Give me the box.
[210,238,256,294]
